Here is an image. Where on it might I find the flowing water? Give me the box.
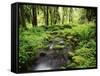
[32,52,68,71]
[28,39,72,71]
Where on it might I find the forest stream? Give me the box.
[29,38,72,71]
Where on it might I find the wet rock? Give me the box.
[40,52,47,57]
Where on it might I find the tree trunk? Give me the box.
[62,7,64,24]
[32,5,37,26]
[50,8,53,25]
[55,7,60,25]
[19,5,26,28]
[69,8,73,24]
[44,6,49,25]
[52,7,59,25]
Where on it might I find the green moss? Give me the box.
[72,56,85,64]
[54,45,65,49]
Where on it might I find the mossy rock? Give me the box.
[54,37,63,42]
[68,51,75,57]
[54,45,65,49]
[60,66,66,69]
[67,63,77,68]
[72,56,85,64]
[50,31,58,35]
[46,34,52,39]
[67,36,73,39]
[73,38,78,42]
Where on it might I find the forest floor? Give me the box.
[19,23,96,72]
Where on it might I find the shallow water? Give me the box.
[30,39,72,71]
[32,50,68,71]
[34,63,53,70]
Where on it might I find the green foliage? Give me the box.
[71,24,93,40]
[67,39,96,68]
[19,5,96,71]
[72,56,85,65]
[19,26,47,65]
[19,22,96,70]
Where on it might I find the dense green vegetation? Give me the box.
[18,4,97,72]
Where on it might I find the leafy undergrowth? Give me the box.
[19,26,47,71]
[67,39,96,68]
[19,23,96,71]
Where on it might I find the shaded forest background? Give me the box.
[18,4,97,72]
[19,5,96,27]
